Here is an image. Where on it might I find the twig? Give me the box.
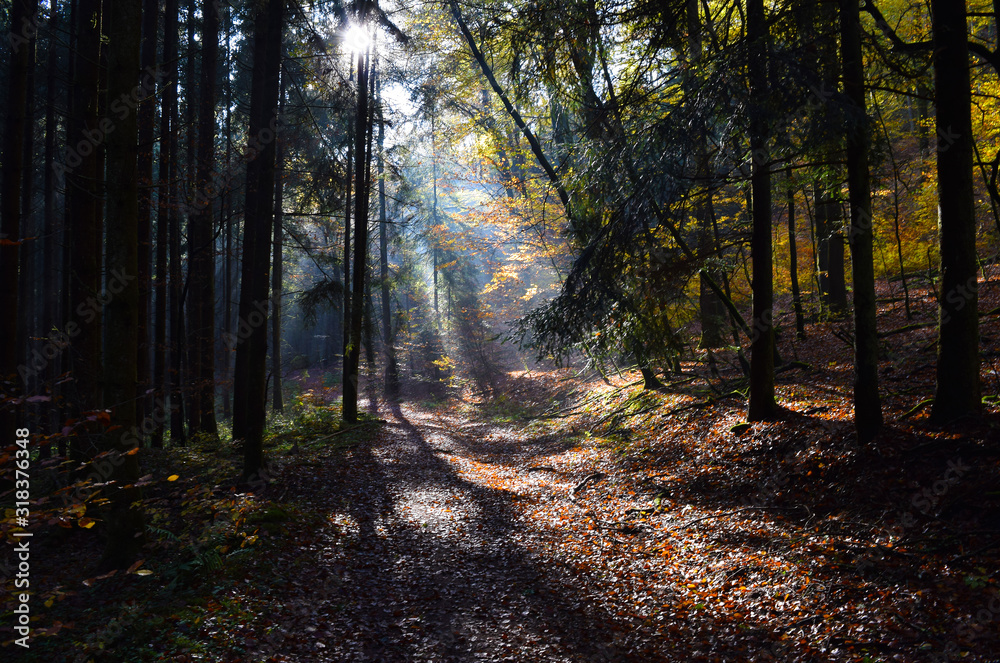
[573,472,605,495]
[899,398,934,420]
[667,390,746,415]
[310,420,379,445]
[878,322,935,338]
[670,505,804,530]
[951,537,1000,562]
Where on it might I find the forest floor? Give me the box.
[9,274,1000,662]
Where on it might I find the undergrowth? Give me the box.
[6,395,381,661]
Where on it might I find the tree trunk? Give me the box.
[0,0,36,432]
[101,0,145,568]
[747,0,779,421]
[930,0,980,422]
[786,170,805,340]
[169,181,186,444]
[272,70,286,412]
[42,6,60,445]
[183,0,199,437]
[153,0,179,448]
[827,199,848,315]
[18,18,38,435]
[68,0,104,457]
[377,75,399,398]
[343,42,372,424]
[814,185,830,307]
[189,0,220,434]
[840,0,883,444]
[221,1,233,421]
[136,0,159,444]
[342,57,354,375]
[235,0,283,480]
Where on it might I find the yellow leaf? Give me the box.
[78,517,96,529]
[167,474,179,482]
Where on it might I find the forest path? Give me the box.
[267,401,645,662]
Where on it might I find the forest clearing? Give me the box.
[3,0,1000,661]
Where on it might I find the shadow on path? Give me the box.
[270,400,668,662]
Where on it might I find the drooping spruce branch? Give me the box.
[447,0,572,220]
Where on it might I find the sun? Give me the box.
[343,22,371,54]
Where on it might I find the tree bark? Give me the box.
[153,0,179,448]
[235,0,283,480]
[814,185,830,309]
[343,42,372,424]
[183,0,199,437]
[42,7,60,444]
[68,0,104,457]
[1,0,36,431]
[377,75,399,398]
[827,198,848,315]
[786,170,805,340]
[747,0,779,421]
[342,57,354,374]
[221,1,233,421]
[101,0,145,569]
[930,0,981,422]
[136,0,158,444]
[272,69,286,412]
[840,0,883,444]
[189,0,220,434]
[17,15,38,434]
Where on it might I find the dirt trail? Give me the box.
[267,401,642,663]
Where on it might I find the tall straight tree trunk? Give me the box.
[840,0,883,443]
[59,0,77,459]
[814,185,830,307]
[376,75,399,397]
[0,0,36,432]
[136,0,159,443]
[827,198,848,314]
[153,0,179,448]
[42,7,60,444]
[221,0,233,420]
[183,0,199,437]
[342,56,354,373]
[18,19,38,433]
[235,0,283,480]
[271,69,286,412]
[343,41,372,424]
[746,0,779,421]
[68,0,104,456]
[169,183,186,444]
[786,170,805,339]
[930,0,980,422]
[189,0,219,434]
[101,0,145,568]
